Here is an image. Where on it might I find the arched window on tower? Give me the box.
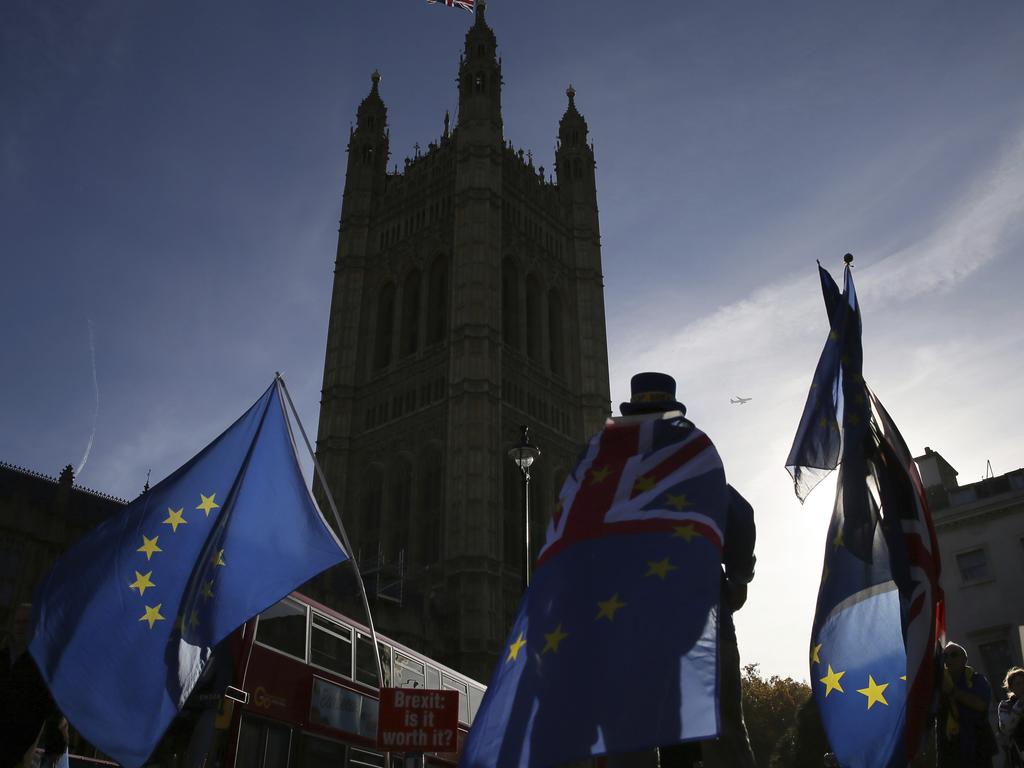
[415,444,445,569]
[400,269,421,358]
[526,274,542,362]
[359,465,384,561]
[386,456,413,558]
[373,282,396,369]
[426,255,448,345]
[502,258,520,349]
[548,288,564,376]
[475,73,486,93]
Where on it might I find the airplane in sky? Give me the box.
[730,396,752,405]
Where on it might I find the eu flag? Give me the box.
[461,414,728,767]
[787,262,943,767]
[29,379,349,767]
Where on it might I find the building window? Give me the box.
[502,258,519,349]
[956,547,991,584]
[400,269,421,358]
[256,598,308,661]
[526,274,542,361]
[548,288,564,375]
[977,636,1015,690]
[426,255,448,345]
[373,282,396,369]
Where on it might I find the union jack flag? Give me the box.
[461,413,729,767]
[788,262,944,766]
[427,0,474,11]
[539,415,726,566]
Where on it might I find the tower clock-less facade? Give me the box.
[315,3,610,682]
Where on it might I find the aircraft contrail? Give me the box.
[75,319,99,478]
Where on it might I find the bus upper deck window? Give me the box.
[311,613,354,679]
[255,598,308,661]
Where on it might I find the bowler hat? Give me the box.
[619,372,687,416]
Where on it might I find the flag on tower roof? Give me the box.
[428,0,475,11]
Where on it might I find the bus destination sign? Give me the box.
[377,688,460,751]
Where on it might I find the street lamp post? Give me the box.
[508,424,540,593]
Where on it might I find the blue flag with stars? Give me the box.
[29,379,349,768]
[461,414,729,767]
[788,262,943,767]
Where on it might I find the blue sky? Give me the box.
[3,0,1023,681]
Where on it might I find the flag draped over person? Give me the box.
[461,414,729,767]
[29,379,349,768]
[786,259,944,767]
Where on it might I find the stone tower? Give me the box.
[315,1,611,682]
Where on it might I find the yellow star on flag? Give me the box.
[507,632,526,662]
[633,475,655,494]
[811,643,822,665]
[832,527,844,549]
[163,507,187,533]
[189,610,201,629]
[857,676,889,709]
[665,493,691,511]
[139,604,165,629]
[212,549,226,567]
[900,675,907,681]
[137,535,161,560]
[590,466,611,484]
[819,665,845,697]
[543,624,568,654]
[197,493,220,517]
[645,558,677,581]
[129,570,156,596]
[174,615,185,634]
[596,593,626,621]
[672,524,699,543]
[201,580,215,600]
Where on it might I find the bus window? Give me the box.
[469,684,485,724]
[298,732,346,768]
[394,652,426,689]
[310,613,354,679]
[425,664,440,690]
[255,598,308,661]
[349,746,386,767]
[442,675,470,724]
[236,715,292,768]
[356,633,392,688]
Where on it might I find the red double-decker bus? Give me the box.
[200,592,487,768]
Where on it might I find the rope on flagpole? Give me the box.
[274,374,389,702]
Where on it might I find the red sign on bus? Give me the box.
[377,688,460,752]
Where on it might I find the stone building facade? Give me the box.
[314,3,611,681]
[0,463,125,639]
[915,447,1024,689]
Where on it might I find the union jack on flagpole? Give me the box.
[427,0,474,11]
[786,257,945,766]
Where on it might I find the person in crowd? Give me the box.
[998,667,1024,768]
[937,642,997,767]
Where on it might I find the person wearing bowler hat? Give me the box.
[620,372,757,768]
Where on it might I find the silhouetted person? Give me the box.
[937,642,997,767]
[618,372,756,768]
[998,666,1024,767]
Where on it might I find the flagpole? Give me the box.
[274,375,388,695]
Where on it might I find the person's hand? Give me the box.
[724,578,748,611]
[942,669,954,695]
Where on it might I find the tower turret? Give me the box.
[456,1,503,143]
[555,85,596,201]
[345,70,390,196]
